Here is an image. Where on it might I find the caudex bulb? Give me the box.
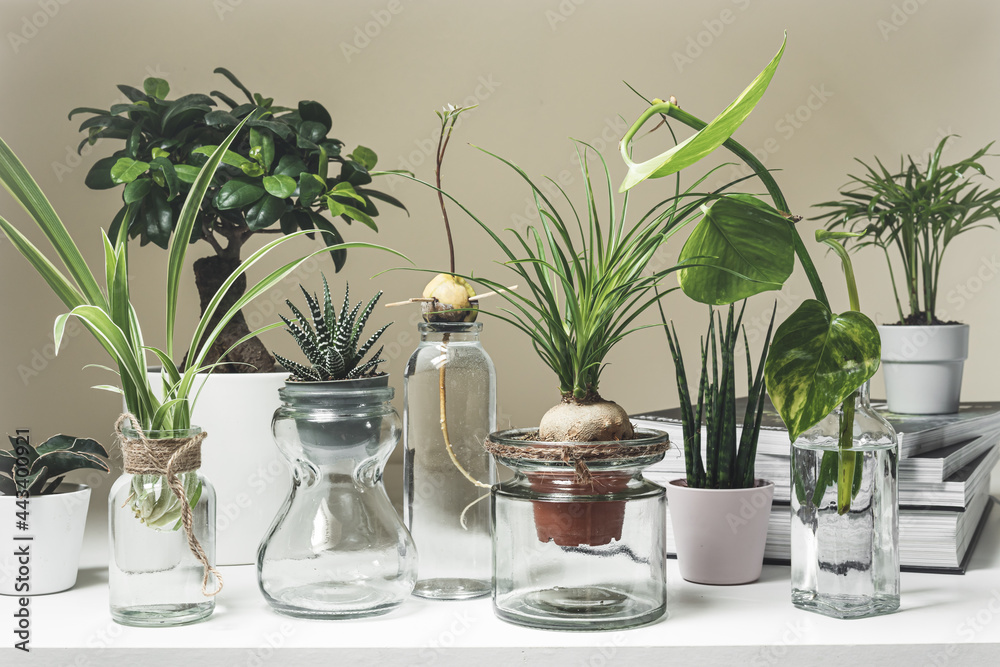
[421,273,478,323]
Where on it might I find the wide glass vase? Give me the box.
[790,381,900,619]
[489,428,667,631]
[258,376,417,619]
[403,321,496,600]
[108,426,216,627]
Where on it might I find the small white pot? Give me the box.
[147,369,290,565]
[667,479,773,585]
[0,484,91,595]
[878,324,969,414]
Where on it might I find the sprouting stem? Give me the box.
[819,231,864,515]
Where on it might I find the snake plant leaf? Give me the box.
[678,194,795,304]
[35,435,109,458]
[619,34,786,192]
[31,450,110,478]
[763,299,881,442]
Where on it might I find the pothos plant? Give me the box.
[71,68,406,372]
[0,116,404,528]
[617,33,880,511]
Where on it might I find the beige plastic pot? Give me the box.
[667,479,773,585]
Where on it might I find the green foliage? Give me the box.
[0,119,406,432]
[665,302,774,490]
[275,278,390,382]
[0,435,109,496]
[764,230,882,514]
[71,68,407,271]
[619,34,786,192]
[813,136,1000,324]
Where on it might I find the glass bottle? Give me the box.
[258,377,417,619]
[403,321,496,600]
[109,426,216,627]
[489,428,667,631]
[790,381,900,619]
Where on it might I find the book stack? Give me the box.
[634,399,1000,574]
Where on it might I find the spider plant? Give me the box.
[813,136,1000,325]
[0,115,404,525]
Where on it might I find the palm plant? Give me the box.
[275,279,389,382]
[813,136,1000,325]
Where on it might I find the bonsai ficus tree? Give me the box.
[813,136,1000,325]
[70,68,406,372]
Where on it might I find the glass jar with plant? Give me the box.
[813,136,1000,413]
[389,104,498,601]
[0,117,404,625]
[0,434,109,595]
[764,230,897,619]
[259,279,417,619]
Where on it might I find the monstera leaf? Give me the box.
[619,34,786,192]
[763,299,881,442]
[677,194,795,304]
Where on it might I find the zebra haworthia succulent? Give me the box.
[275,277,391,382]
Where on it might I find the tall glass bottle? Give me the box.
[404,321,496,599]
[109,426,217,627]
[790,381,900,619]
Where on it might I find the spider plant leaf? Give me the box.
[677,194,795,304]
[763,299,880,442]
[619,34,786,192]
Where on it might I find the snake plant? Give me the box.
[0,435,109,496]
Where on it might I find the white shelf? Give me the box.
[5,499,1000,666]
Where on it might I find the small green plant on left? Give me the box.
[0,435,110,496]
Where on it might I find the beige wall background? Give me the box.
[2,0,1000,512]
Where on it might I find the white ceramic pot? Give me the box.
[878,324,969,414]
[147,369,290,565]
[0,484,91,595]
[667,479,773,585]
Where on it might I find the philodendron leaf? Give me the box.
[763,300,881,442]
[619,34,786,192]
[678,194,795,304]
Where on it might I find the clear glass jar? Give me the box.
[791,381,900,619]
[403,322,496,600]
[258,377,417,619]
[109,426,216,627]
[489,428,667,631]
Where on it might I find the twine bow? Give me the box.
[114,414,223,597]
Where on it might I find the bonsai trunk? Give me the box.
[185,255,275,373]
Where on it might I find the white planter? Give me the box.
[0,484,91,595]
[878,324,969,414]
[667,479,773,585]
[148,369,290,565]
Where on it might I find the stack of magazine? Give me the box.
[634,399,1000,574]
